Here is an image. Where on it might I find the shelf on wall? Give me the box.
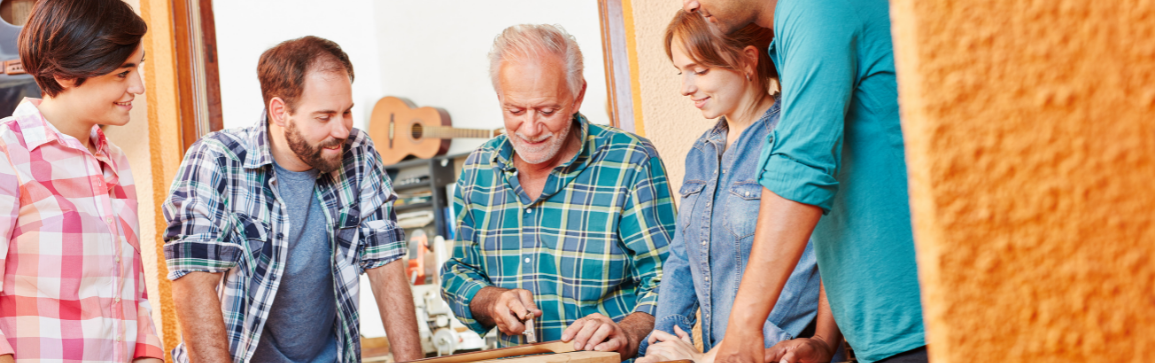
[395,201,434,213]
[393,181,431,193]
[380,153,470,239]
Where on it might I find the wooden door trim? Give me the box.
[598,0,643,136]
[172,0,223,151]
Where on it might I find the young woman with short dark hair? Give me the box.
[0,0,161,362]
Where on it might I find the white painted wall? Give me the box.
[213,0,385,130]
[214,0,607,156]
[373,0,608,155]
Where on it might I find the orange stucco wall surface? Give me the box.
[890,0,1155,362]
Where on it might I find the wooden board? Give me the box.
[409,341,577,363]
[479,351,620,363]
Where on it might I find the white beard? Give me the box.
[511,123,571,165]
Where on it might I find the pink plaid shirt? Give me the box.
[0,99,163,362]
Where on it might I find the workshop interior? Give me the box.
[0,0,1149,363]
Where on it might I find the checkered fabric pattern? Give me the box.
[0,99,164,362]
[441,113,676,348]
[162,115,406,363]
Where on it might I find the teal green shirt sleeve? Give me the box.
[439,153,494,335]
[757,0,860,213]
[616,152,675,317]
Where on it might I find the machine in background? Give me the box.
[0,0,42,116]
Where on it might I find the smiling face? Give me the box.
[53,44,145,127]
[671,38,748,120]
[497,54,586,166]
[280,68,354,173]
[682,0,762,33]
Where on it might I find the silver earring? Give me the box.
[746,73,751,82]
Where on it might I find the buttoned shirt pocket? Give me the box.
[336,222,360,270]
[678,181,707,229]
[726,182,762,239]
[234,214,271,270]
[110,198,139,251]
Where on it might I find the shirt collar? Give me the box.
[493,112,592,172]
[702,100,781,147]
[15,98,112,158]
[243,111,276,169]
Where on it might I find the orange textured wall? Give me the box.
[889,0,1155,362]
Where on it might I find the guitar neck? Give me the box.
[422,126,496,139]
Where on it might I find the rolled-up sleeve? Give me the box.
[618,152,675,317]
[357,139,406,271]
[440,171,494,335]
[757,3,859,213]
[162,142,242,280]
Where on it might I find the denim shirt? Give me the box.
[642,101,821,354]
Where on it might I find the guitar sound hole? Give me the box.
[411,123,423,139]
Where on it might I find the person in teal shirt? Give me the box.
[680,0,927,362]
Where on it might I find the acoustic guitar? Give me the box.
[369,96,503,165]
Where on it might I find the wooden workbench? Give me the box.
[466,351,619,363]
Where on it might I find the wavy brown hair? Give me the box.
[664,10,777,94]
[257,36,354,114]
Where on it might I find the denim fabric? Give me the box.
[642,102,821,354]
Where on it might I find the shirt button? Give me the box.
[745,192,750,197]
[701,240,707,246]
[524,257,531,263]
[704,276,710,282]
[105,217,113,224]
[526,208,533,214]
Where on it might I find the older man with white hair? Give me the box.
[440,24,676,359]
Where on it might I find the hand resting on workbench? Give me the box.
[637,325,716,363]
[469,286,655,358]
[562,311,655,358]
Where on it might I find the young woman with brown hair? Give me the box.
[637,11,839,363]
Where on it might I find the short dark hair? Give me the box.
[19,0,147,97]
[257,36,354,114]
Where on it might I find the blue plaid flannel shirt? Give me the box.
[162,116,406,362]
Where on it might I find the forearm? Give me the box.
[811,283,842,353]
[620,312,656,346]
[729,189,822,331]
[172,272,231,362]
[367,260,422,361]
[467,286,507,329]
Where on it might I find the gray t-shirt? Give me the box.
[251,161,339,362]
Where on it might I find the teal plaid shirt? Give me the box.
[441,114,675,348]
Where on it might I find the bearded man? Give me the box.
[162,36,421,363]
[439,24,676,360]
